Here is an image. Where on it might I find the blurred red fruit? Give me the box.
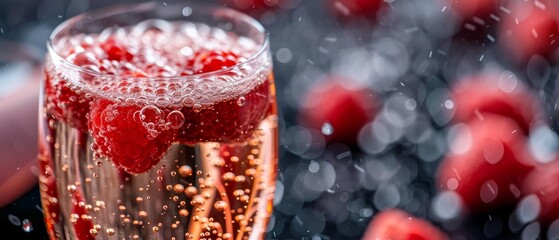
[498,1,559,63]
[445,0,499,21]
[188,50,239,74]
[222,0,283,15]
[363,209,448,240]
[327,0,384,20]
[451,74,542,134]
[437,115,535,212]
[522,162,559,224]
[299,77,378,145]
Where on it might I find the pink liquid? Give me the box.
[40,20,277,240]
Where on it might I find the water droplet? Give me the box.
[193,104,202,113]
[234,175,246,183]
[93,224,102,231]
[444,99,454,109]
[522,222,541,240]
[517,194,541,224]
[138,211,148,218]
[480,180,499,203]
[8,214,21,226]
[373,184,401,210]
[447,178,459,190]
[22,219,33,232]
[185,186,198,197]
[173,184,185,193]
[178,165,193,177]
[483,139,504,164]
[404,98,417,110]
[222,172,235,181]
[233,190,245,197]
[321,123,333,136]
[237,97,246,106]
[191,195,205,205]
[498,70,518,93]
[67,185,77,193]
[308,161,320,173]
[214,201,228,211]
[276,48,293,63]
[180,46,193,56]
[529,126,559,164]
[222,233,233,240]
[179,209,189,217]
[431,191,462,220]
[548,218,559,239]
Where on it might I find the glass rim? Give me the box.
[46,1,270,81]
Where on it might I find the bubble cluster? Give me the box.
[50,20,271,107]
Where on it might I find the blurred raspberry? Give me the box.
[437,115,535,212]
[451,74,542,134]
[327,0,384,21]
[222,0,284,16]
[522,162,559,224]
[100,38,133,62]
[188,50,239,74]
[299,77,378,145]
[498,1,559,63]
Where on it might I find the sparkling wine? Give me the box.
[39,5,276,240]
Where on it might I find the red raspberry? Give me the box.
[363,209,448,240]
[50,27,272,175]
[299,77,378,145]
[88,99,177,174]
[44,69,92,131]
[100,38,133,62]
[451,74,542,134]
[498,1,559,63]
[222,0,283,15]
[522,162,559,224]
[190,50,239,74]
[327,0,384,21]
[177,80,271,144]
[437,115,535,212]
[71,191,95,240]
